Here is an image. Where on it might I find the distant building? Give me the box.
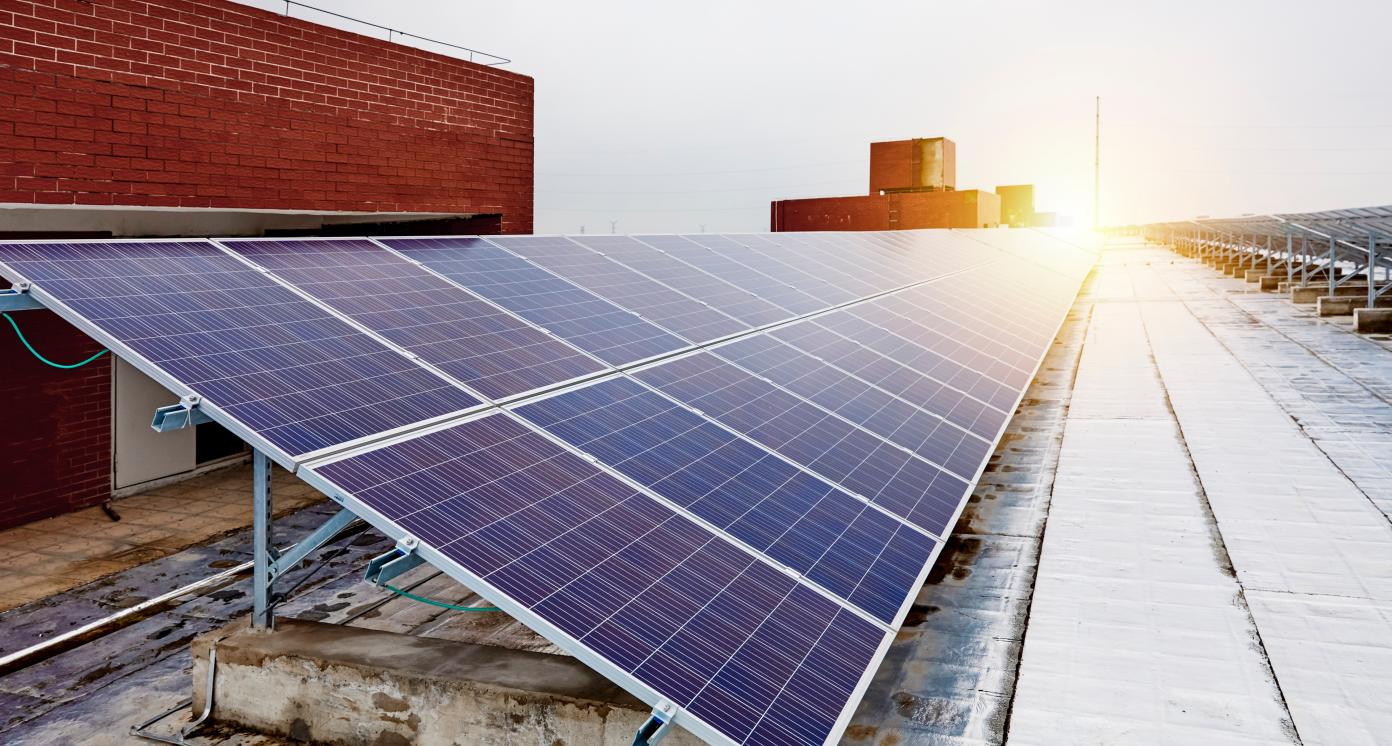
[870,137,955,194]
[772,137,1000,231]
[997,184,1036,227]
[771,190,1000,231]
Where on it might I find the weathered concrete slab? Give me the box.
[1243,592,1392,746]
[1008,293,1295,744]
[192,619,701,746]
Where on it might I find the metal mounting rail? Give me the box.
[1141,206,1392,308]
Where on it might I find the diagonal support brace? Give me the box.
[269,507,358,578]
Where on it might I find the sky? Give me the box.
[241,0,1392,232]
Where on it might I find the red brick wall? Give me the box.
[0,308,111,529]
[0,0,533,528]
[0,0,534,231]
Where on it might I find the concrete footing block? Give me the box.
[1292,284,1369,304]
[1316,295,1392,317]
[1260,276,1282,291]
[1354,308,1392,333]
[192,619,703,746]
[1244,269,1267,283]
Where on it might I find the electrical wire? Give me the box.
[3,312,109,369]
[382,582,501,612]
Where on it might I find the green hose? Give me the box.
[3,312,109,369]
[383,582,501,612]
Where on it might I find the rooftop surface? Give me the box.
[1,238,1389,744]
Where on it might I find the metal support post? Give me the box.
[1328,236,1337,297]
[1301,237,1310,287]
[1286,234,1294,287]
[1370,235,1378,310]
[252,449,275,629]
[1266,235,1272,272]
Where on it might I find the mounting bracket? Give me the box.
[633,700,677,745]
[364,541,427,587]
[0,283,43,312]
[151,394,215,432]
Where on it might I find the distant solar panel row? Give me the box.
[0,229,1094,746]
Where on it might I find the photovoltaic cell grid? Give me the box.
[511,376,937,625]
[634,351,968,538]
[0,241,478,457]
[382,236,689,366]
[636,234,829,315]
[0,228,1092,746]
[219,239,606,401]
[307,413,887,746]
[489,235,751,344]
[568,235,790,328]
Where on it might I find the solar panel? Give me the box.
[740,234,886,297]
[634,351,968,538]
[634,235,828,315]
[568,235,790,328]
[1,228,1093,746]
[816,305,1019,412]
[0,240,479,458]
[219,238,607,401]
[512,376,937,624]
[712,331,990,487]
[489,235,750,344]
[687,234,861,305]
[304,412,889,746]
[381,237,687,365]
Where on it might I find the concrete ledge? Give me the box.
[1316,295,1392,317]
[1292,284,1369,304]
[1354,307,1392,333]
[192,619,702,746]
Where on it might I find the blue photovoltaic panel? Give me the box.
[220,239,606,400]
[689,234,861,305]
[740,234,887,297]
[489,235,749,344]
[635,351,966,538]
[872,291,1033,388]
[770,320,1007,447]
[309,412,887,746]
[381,237,686,366]
[829,303,1018,412]
[569,235,790,327]
[514,376,934,623]
[0,241,478,456]
[634,234,828,315]
[716,331,995,477]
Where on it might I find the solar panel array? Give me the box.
[0,229,1093,746]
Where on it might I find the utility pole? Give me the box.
[1093,95,1101,229]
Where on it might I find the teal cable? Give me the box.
[3,312,109,369]
[383,582,501,612]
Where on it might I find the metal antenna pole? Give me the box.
[1093,96,1100,229]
